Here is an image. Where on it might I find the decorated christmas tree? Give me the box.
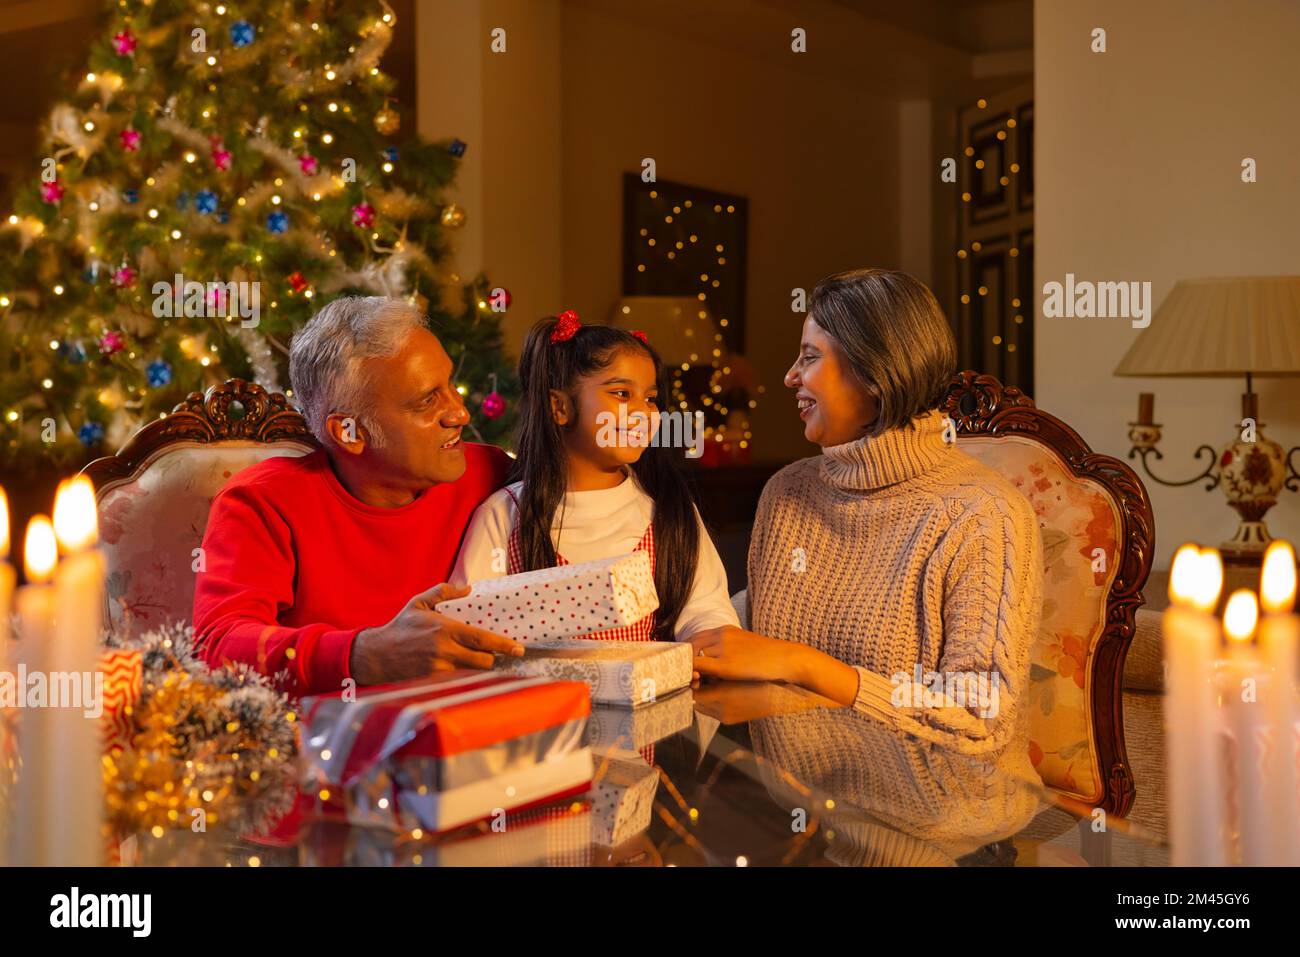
[0,0,516,472]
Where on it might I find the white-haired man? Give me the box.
[193,296,524,696]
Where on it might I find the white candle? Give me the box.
[1259,541,1299,865]
[48,476,105,866]
[1163,544,1227,866]
[1221,588,1270,865]
[11,516,57,867]
[0,490,14,867]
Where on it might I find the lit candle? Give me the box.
[0,492,14,867]
[1259,541,1299,865]
[12,516,57,867]
[1163,544,1227,866]
[48,476,105,866]
[1222,588,1270,865]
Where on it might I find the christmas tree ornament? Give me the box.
[122,187,139,204]
[481,374,506,419]
[440,203,466,229]
[374,101,400,135]
[111,265,136,288]
[118,127,141,152]
[266,210,289,234]
[287,271,308,293]
[40,180,65,204]
[298,153,319,175]
[448,138,467,157]
[111,29,137,57]
[194,189,219,214]
[176,190,192,210]
[145,359,173,387]
[60,340,89,363]
[83,260,101,284]
[78,421,105,446]
[211,141,232,171]
[98,330,126,354]
[383,146,399,163]
[489,286,512,311]
[229,20,256,48]
[351,202,375,228]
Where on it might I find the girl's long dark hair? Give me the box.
[508,317,700,641]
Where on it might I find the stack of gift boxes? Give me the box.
[300,551,696,860]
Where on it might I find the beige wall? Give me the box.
[1035,0,1300,569]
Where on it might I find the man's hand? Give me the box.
[350,582,524,686]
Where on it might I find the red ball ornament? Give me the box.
[210,137,232,171]
[40,180,65,204]
[111,265,137,288]
[299,154,319,176]
[481,391,506,419]
[489,286,512,311]
[288,271,308,293]
[119,127,141,152]
[351,203,376,228]
[98,330,126,354]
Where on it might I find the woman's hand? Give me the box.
[688,626,810,684]
[689,625,862,707]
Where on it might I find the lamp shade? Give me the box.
[1114,276,1300,377]
[608,296,717,367]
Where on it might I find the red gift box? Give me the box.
[301,672,593,834]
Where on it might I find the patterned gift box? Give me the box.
[495,638,694,709]
[587,689,694,751]
[438,551,659,642]
[300,672,593,834]
[590,753,660,848]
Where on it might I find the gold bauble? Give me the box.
[374,104,400,135]
[440,203,466,229]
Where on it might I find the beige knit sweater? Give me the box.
[748,409,1044,777]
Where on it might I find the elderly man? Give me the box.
[193,296,524,696]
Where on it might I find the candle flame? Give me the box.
[23,516,57,583]
[52,475,98,553]
[0,486,8,559]
[1261,540,1297,614]
[1169,544,1222,612]
[1223,589,1259,643]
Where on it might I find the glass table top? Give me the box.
[115,679,1169,867]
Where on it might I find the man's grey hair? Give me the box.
[289,296,428,449]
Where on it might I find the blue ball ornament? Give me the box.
[78,421,105,446]
[266,210,289,234]
[230,20,255,48]
[195,189,219,214]
[383,146,399,163]
[448,139,467,157]
[217,209,230,224]
[122,188,139,204]
[146,359,173,387]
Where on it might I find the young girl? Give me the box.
[451,309,739,643]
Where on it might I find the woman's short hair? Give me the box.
[809,268,957,435]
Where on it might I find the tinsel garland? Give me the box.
[100,622,298,838]
[234,324,283,393]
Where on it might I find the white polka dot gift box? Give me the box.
[437,550,659,642]
[495,638,694,709]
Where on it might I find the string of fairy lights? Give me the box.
[633,187,762,458]
[955,97,1025,356]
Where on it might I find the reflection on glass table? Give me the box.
[117,679,1167,866]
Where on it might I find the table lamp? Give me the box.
[1116,276,1300,561]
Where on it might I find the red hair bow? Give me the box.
[630,330,649,345]
[550,309,581,343]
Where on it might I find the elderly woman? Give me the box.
[691,268,1043,767]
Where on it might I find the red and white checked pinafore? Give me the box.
[503,486,659,643]
[503,485,659,777]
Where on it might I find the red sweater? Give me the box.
[192,444,511,696]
